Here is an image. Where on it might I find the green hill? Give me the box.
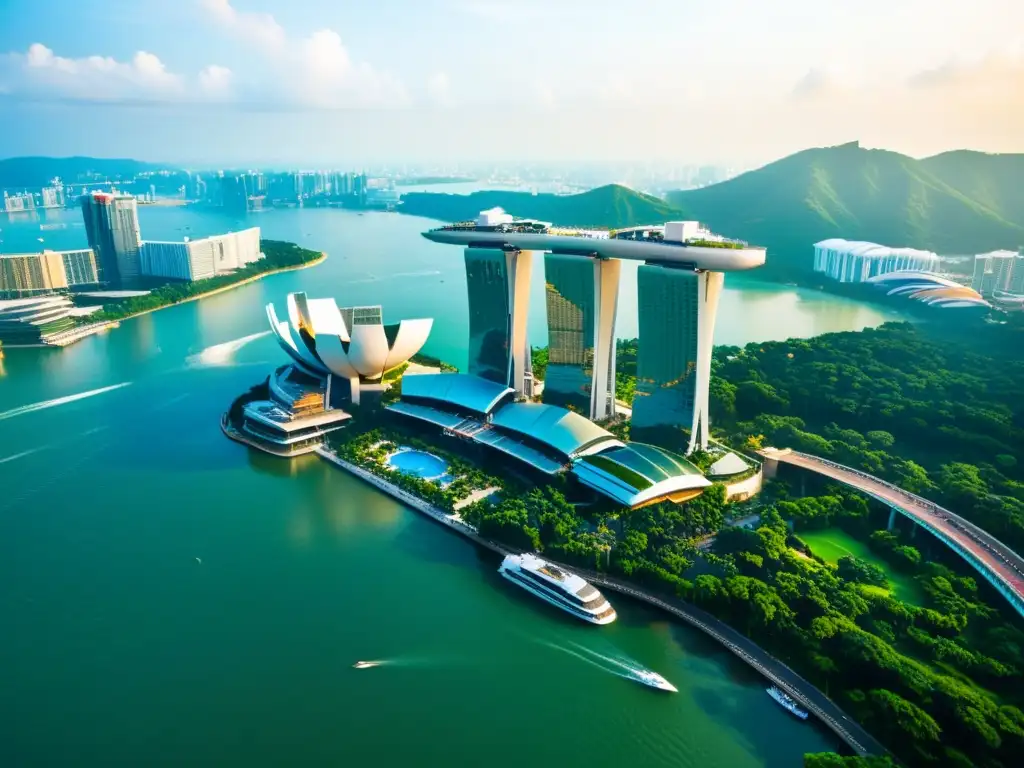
[0,156,166,189]
[399,183,684,229]
[666,142,1024,278]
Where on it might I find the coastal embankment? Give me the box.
[97,252,327,326]
[312,444,888,759]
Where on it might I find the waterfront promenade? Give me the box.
[314,445,888,758]
[763,449,1024,619]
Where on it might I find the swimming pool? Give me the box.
[387,449,449,481]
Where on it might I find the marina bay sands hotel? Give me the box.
[423,210,766,454]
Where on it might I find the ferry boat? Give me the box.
[630,668,678,692]
[498,553,616,625]
[767,686,809,719]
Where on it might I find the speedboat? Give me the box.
[767,686,809,719]
[498,553,616,625]
[353,661,381,669]
[630,668,678,693]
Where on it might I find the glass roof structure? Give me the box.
[401,373,515,416]
[387,372,712,508]
[572,443,711,508]
[489,402,623,460]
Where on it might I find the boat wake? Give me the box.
[0,383,132,422]
[553,640,677,691]
[564,641,650,678]
[187,331,269,368]
[0,446,48,465]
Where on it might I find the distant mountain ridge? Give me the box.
[0,156,167,189]
[399,184,682,229]
[666,142,1024,277]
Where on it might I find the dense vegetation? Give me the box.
[702,498,1024,768]
[83,240,322,322]
[709,322,1024,554]
[419,321,1024,765]
[399,183,684,229]
[666,142,1024,280]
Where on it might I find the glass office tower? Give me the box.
[543,253,620,419]
[632,265,724,453]
[464,247,533,393]
[80,192,141,286]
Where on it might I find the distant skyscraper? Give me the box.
[464,247,533,393]
[631,266,724,453]
[80,192,141,286]
[972,250,1022,296]
[543,253,620,419]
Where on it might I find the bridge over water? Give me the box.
[760,449,1024,619]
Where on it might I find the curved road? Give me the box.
[315,446,888,757]
[762,449,1024,618]
[551,565,888,757]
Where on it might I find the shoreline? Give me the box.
[311,442,886,758]
[89,251,327,327]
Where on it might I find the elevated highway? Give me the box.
[760,449,1024,619]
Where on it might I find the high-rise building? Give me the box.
[425,216,765,453]
[41,186,65,208]
[630,266,724,453]
[813,239,940,282]
[2,191,36,212]
[0,249,99,298]
[80,192,141,286]
[972,250,1022,296]
[140,228,262,281]
[543,253,620,419]
[464,247,533,393]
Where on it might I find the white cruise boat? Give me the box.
[767,686,809,719]
[498,554,616,625]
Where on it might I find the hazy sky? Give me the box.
[1,0,1022,166]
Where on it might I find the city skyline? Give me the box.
[0,1,1021,165]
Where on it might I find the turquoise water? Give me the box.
[0,204,898,766]
[388,449,450,480]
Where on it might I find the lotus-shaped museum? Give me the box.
[267,291,432,403]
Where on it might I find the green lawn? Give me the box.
[797,527,923,605]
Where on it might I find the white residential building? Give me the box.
[972,250,1023,296]
[140,227,262,281]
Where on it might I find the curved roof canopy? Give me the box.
[490,402,623,459]
[572,443,711,507]
[865,271,990,309]
[400,372,514,415]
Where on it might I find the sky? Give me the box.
[0,0,1022,167]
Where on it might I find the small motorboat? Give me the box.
[353,660,381,669]
[767,686,809,719]
[630,668,677,692]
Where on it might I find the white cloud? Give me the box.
[200,0,408,108]
[535,82,556,109]
[199,0,285,49]
[426,72,452,105]
[4,43,185,102]
[198,65,233,97]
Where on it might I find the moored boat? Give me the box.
[498,553,616,625]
